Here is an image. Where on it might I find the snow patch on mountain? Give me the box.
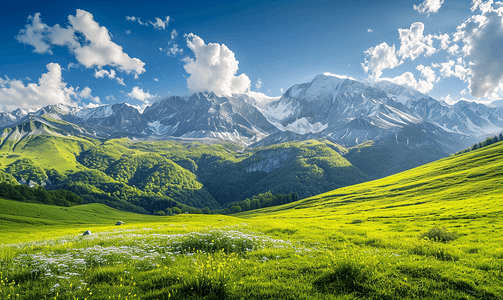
[258,101,294,123]
[274,117,328,134]
[76,105,114,121]
[148,120,179,135]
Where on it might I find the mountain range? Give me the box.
[1,73,502,211]
[3,73,501,148]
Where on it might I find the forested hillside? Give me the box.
[0,125,370,214]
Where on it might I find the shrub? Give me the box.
[173,231,260,255]
[419,227,458,242]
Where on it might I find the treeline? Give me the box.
[455,133,503,155]
[0,182,83,207]
[213,191,299,214]
[153,192,300,216]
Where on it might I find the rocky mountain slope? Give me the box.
[1,73,502,178]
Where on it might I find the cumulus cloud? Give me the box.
[434,33,450,50]
[93,68,125,86]
[79,86,100,103]
[16,13,52,54]
[383,71,435,94]
[362,42,401,78]
[17,10,145,78]
[182,33,251,96]
[413,0,444,15]
[416,64,437,83]
[362,22,443,78]
[367,28,373,33]
[0,63,96,111]
[397,22,436,60]
[128,86,153,103]
[167,44,183,56]
[453,0,503,98]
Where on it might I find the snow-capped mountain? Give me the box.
[141,92,276,145]
[257,73,503,152]
[1,73,502,152]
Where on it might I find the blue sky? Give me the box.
[0,0,501,112]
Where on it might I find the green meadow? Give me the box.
[1,141,502,299]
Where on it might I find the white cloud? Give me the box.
[453,0,503,98]
[255,78,263,90]
[280,88,284,93]
[416,64,437,83]
[115,77,126,86]
[17,10,145,77]
[167,44,183,56]
[434,33,450,50]
[383,71,435,94]
[182,33,251,96]
[105,94,117,102]
[367,28,373,33]
[441,94,454,104]
[94,68,115,79]
[447,44,460,55]
[434,60,471,81]
[125,30,131,35]
[154,78,159,82]
[94,68,125,86]
[413,0,445,15]
[16,13,52,54]
[150,16,170,30]
[245,91,281,105]
[362,42,401,78]
[69,10,145,75]
[171,29,178,40]
[128,86,153,103]
[125,16,147,26]
[162,29,183,57]
[397,22,436,61]
[0,63,86,111]
[79,86,100,103]
[126,15,170,30]
[84,102,101,109]
[67,63,78,71]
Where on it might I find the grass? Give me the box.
[0,141,503,299]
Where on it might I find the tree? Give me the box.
[154,210,166,216]
[251,198,261,209]
[202,207,211,214]
[230,205,242,213]
[165,207,173,215]
[172,207,182,214]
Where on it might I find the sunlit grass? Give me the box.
[1,142,503,298]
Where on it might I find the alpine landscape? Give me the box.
[1,0,503,299]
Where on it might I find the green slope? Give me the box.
[238,140,503,224]
[1,142,502,299]
[0,198,241,244]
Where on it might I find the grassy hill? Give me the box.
[0,141,502,299]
